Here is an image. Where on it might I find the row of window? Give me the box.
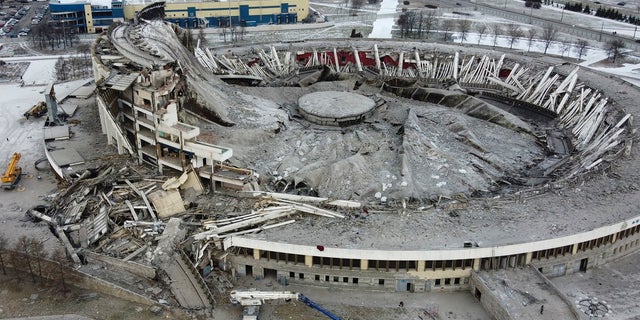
[287,272,469,288]
[577,234,615,252]
[613,238,640,255]
[532,245,573,260]
[616,224,640,240]
[244,248,476,272]
[237,224,640,272]
[531,225,640,260]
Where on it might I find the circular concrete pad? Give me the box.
[298,91,376,126]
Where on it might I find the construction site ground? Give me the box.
[552,250,640,319]
[2,1,640,320]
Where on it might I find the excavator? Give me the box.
[230,290,342,320]
[1,152,22,190]
[23,101,47,120]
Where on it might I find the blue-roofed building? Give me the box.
[49,0,308,33]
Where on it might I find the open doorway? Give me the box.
[245,265,253,277]
[406,282,414,292]
[263,268,277,280]
[580,258,589,272]
[475,288,482,301]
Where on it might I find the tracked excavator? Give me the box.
[2,152,22,190]
[230,290,342,320]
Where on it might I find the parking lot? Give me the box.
[0,1,48,38]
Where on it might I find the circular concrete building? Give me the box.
[298,91,377,126]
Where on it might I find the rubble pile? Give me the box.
[27,158,357,309]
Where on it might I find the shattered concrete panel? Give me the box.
[148,189,185,219]
[181,166,204,196]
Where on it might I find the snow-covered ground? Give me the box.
[369,0,398,38]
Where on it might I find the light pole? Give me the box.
[599,21,604,42]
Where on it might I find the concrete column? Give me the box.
[611,233,617,244]
[253,249,260,260]
[472,258,481,271]
[361,259,368,270]
[417,260,425,272]
[572,243,578,255]
[525,252,532,265]
[305,255,313,267]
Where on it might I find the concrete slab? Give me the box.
[68,84,96,99]
[48,148,84,167]
[58,103,78,117]
[43,125,70,140]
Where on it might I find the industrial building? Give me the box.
[49,0,307,33]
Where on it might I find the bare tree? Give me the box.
[398,11,417,38]
[475,22,488,46]
[607,39,625,63]
[414,11,424,39]
[423,10,438,39]
[51,248,70,293]
[506,23,523,49]
[491,23,503,48]
[457,19,472,44]
[441,19,455,42]
[14,236,35,283]
[541,23,558,54]
[350,0,366,16]
[28,238,45,281]
[526,28,538,52]
[575,39,589,60]
[422,11,437,39]
[0,234,8,275]
[561,40,573,57]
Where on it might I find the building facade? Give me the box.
[223,215,640,293]
[49,0,308,33]
[49,1,124,33]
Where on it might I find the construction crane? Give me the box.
[23,101,47,120]
[1,152,22,190]
[230,290,342,320]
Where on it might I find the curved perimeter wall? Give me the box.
[224,214,640,292]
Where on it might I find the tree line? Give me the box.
[0,234,72,293]
[397,16,605,62]
[28,22,81,51]
[552,1,640,26]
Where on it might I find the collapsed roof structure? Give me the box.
[30,1,640,317]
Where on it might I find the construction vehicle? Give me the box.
[1,152,22,190]
[230,290,342,320]
[23,101,47,119]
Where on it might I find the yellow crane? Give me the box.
[23,101,47,120]
[2,152,22,190]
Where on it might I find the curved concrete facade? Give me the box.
[224,215,640,292]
